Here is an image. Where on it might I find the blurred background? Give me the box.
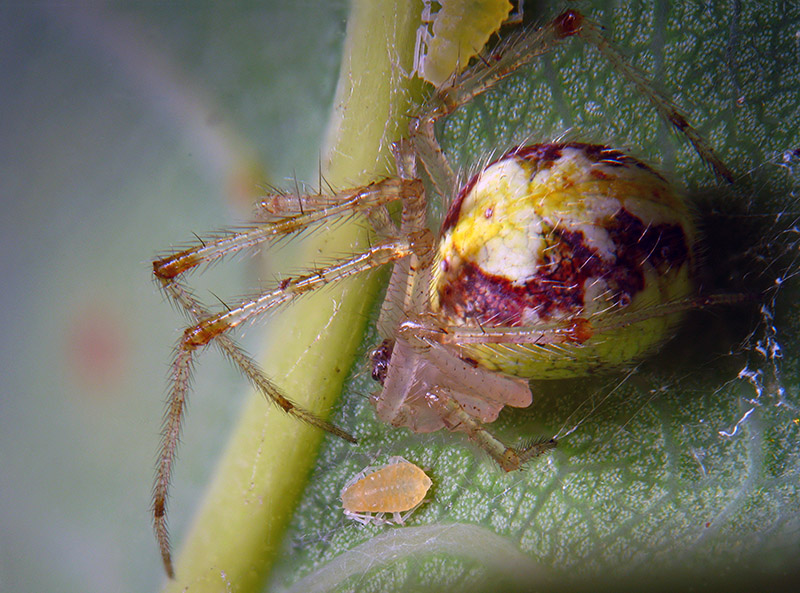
[0,3,346,591]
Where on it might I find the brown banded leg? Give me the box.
[151,177,426,576]
[410,9,733,190]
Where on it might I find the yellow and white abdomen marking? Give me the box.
[433,142,696,377]
[341,457,432,525]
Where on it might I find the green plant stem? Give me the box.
[161,1,423,591]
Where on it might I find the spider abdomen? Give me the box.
[432,142,696,378]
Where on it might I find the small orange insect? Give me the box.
[341,456,432,525]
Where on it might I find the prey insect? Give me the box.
[152,9,734,578]
[341,456,432,525]
[413,0,523,86]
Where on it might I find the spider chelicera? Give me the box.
[152,9,735,578]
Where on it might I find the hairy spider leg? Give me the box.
[411,9,733,190]
[153,179,416,280]
[404,294,750,348]
[377,140,436,337]
[153,276,370,577]
[152,177,422,577]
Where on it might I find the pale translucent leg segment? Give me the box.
[420,0,435,22]
[343,507,419,527]
[343,509,372,525]
[389,506,423,525]
[378,141,436,336]
[411,0,434,79]
[408,113,457,202]
[410,9,732,194]
[423,339,533,409]
[362,144,423,242]
[507,0,524,25]
[427,386,556,471]
[395,142,436,319]
[344,510,394,526]
[253,179,411,220]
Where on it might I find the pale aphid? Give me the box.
[413,0,521,87]
[341,456,432,525]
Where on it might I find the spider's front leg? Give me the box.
[152,178,413,280]
[151,177,421,577]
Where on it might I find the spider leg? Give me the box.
[410,9,732,190]
[411,5,433,79]
[427,386,556,471]
[153,178,420,281]
[153,329,190,578]
[153,238,415,576]
[507,0,524,26]
[378,141,436,336]
[152,178,423,577]
[423,293,749,346]
[571,14,733,181]
[153,278,360,578]
[164,280,362,438]
[180,238,416,346]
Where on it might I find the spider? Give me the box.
[152,9,734,578]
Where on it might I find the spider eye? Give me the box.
[370,339,395,385]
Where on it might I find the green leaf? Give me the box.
[266,2,800,592]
